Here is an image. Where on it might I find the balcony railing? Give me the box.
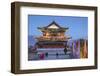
[36,36,68,41]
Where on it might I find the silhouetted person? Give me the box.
[64,46,68,55]
[56,53,59,59]
[45,52,48,57]
[56,53,58,56]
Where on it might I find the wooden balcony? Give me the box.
[36,36,70,41]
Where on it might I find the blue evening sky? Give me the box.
[28,15,88,40]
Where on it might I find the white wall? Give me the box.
[0,0,100,76]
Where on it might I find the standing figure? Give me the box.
[45,52,48,57]
[56,53,59,59]
[64,46,68,55]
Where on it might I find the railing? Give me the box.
[36,36,67,41]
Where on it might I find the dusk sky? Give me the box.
[28,15,88,40]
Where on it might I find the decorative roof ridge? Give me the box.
[46,21,62,28]
[38,21,69,30]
